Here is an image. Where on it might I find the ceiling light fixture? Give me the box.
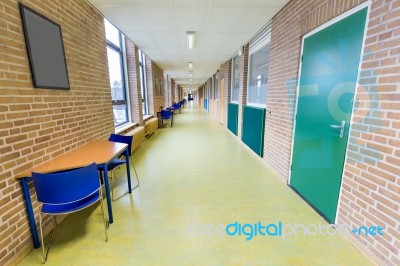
[186,31,196,49]
[188,62,193,68]
[189,71,193,77]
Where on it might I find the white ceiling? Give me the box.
[87,0,290,90]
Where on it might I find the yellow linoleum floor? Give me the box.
[19,104,373,266]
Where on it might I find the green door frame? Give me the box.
[288,2,370,223]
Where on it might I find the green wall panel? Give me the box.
[227,103,239,135]
[242,105,266,157]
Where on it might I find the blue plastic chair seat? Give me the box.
[42,191,100,214]
[161,109,172,119]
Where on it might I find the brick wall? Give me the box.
[197,85,204,107]
[207,0,399,264]
[145,55,154,116]
[213,63,230,126]
[224,60,232,126]
[143,56,164,116]
[0,0,114,264]
[237,44,249,139]
[262,0,399,265]
[163,74,169,108]
[151,62,164,113]
[264,0,366,179]
[125,41,144,126]
[337,1,400,265]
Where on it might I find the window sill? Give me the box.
[246,103,266,109]
[143,115,153,121]
[115,122,137,134]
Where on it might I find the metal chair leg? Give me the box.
[39,213,57,263]
[131,157,140,190]
[111,170,129,201]
[98,188,109,241]
[111,160,140,201]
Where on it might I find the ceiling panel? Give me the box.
[171,0,210,6]
[205,7,243,32]
[90,0,131,5]
[124,31,155,46]
[151,32,183,46]
[133,6,176,31]
[201,32,230,46]
[87,0,290,87]
[128,0,169,5]
[172,6,209,31]
[213,0,252,6]
[252,0,290,6]
[97,6,143,31]
[235,7,281,32]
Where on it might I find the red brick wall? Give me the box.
[212,0,399,264]
[125,41,144,125]
[144,56,164,116]
[151,62,164,113]
[261,0,399,264]
[264,0,366,179]
[0,0,114,264]
[337,1,400,265]
[145,55,154,116]
[237,44,249,139]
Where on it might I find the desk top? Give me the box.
[16,140,127,179]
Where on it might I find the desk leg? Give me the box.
[171,112,174,127]
[21,178,40,248]
[101,163,113,224]
[125,148,132,193]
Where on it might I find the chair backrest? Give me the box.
[161,109,172,119]
[172,103,180,109]
[108,133,133,156]
[32,163,100,205]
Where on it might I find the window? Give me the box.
[231,54,240,102]
[247,40,270,107]
[138,49,148,115]
[105,19,129,127]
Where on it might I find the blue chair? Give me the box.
[160,109,173,127]
[32,163,108,263]
[172,102,181,113]
[107,134,140,200]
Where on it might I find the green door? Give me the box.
[290,8,368,222]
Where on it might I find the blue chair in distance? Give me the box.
[172,102,181,114]
[107,133,140,200]
[160,109,173,127]
[32,163,108,263]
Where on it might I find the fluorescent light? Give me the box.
[190,79,193,82]
[186,31,195,49]
[188,62,193,68]
[189,72,193,77]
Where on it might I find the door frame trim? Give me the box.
[287,1,372,222]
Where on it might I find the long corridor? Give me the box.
[19,104,372,265]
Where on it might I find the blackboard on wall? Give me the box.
[19,3,70,90]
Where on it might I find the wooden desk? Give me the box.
[16,140,132,249]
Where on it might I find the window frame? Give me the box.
[230,53,240,103]
[105,19,130,128]
[246,36,271,108]
[138,49,149,116]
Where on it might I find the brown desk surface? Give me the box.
[16,140,127,179]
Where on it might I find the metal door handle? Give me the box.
[330,120,346,138]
